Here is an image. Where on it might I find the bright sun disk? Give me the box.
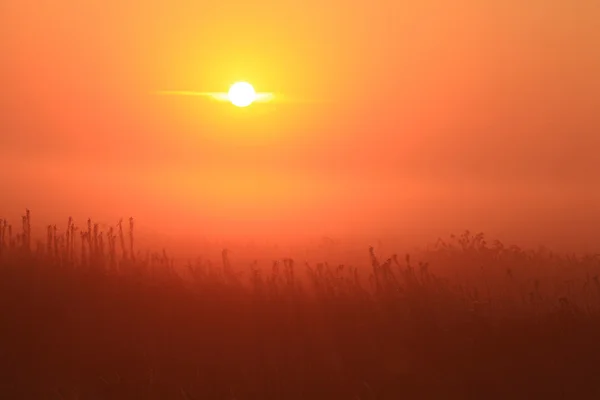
[228,82,256,107]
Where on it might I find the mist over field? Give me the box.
[1,1,600,398]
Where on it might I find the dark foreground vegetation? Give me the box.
[1,211,600,399]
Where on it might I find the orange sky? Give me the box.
[1,0,599,251]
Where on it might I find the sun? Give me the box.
[228,82,256,107]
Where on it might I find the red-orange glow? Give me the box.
[3,2,600,398]
[0,0,599,250]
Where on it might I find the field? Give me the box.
[2,210,600,399]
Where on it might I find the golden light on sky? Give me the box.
[0,0,599,251]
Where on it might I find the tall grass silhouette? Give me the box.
[1,210,600,399]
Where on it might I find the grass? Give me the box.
[1,210,600,399]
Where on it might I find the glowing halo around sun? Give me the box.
[228,82,256,107]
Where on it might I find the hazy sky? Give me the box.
[1,0,599,250]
